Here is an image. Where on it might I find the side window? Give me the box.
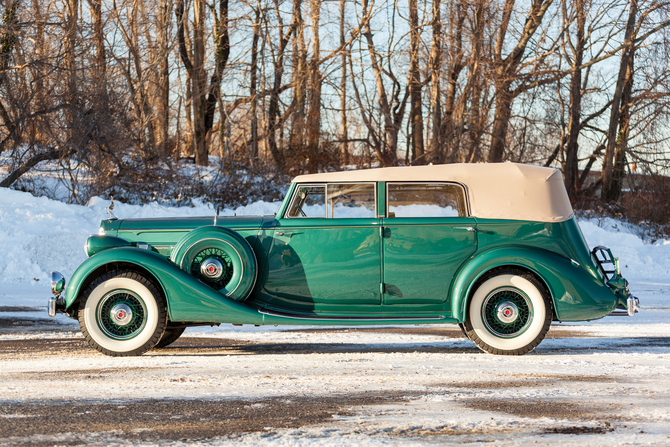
[388,183,467,217]
[327,183,376,218]
[287,185,326,218]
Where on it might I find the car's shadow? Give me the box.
[152,334,670,357]
[2,329,668,357]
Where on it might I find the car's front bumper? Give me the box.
[48,271,67,317]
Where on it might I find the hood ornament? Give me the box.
[106,196,118,220]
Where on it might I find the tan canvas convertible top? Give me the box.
[293,163,574,223]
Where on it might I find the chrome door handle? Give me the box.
[454,226,476,232]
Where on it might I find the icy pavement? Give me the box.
[1,281,669,445]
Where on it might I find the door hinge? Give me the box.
[380,283,386,294]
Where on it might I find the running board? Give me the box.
[258,308,446,321]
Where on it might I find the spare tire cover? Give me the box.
[170,226,258,302]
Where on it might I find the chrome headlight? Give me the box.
[51,271,65,296]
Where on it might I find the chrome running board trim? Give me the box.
[258,308,445,321]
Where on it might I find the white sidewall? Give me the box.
[83,277,159,352]
[469,274,546,350]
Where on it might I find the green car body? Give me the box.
[50,163,638,356]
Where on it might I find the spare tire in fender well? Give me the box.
[170,226,258,302]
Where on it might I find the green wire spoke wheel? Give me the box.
[191,247,234,290]
[482,288,532,338]
[78,270,168,357]
[464,268,553,355]
[97,290,147,340]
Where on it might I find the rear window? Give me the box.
[387,183,467,217]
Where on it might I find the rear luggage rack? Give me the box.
[591,246,619,281]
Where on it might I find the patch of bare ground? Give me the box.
[0,367,165,381]
[432,373,618,390]
[520,373,618,382]
[0,306,43,312]
[462,399,621,420]
[0,316,74,332]
[544,424,615,435]
[0,338,89,357]
[0,392,407,446]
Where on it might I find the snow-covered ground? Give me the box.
[0,189,669,445]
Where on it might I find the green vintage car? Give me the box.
[48,163,638,356]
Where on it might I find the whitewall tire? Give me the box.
[78,270,168,356]
[464,268,552,355]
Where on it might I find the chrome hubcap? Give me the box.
[201,258,223,279]
[111,304,133,326]
[496,301,519,323]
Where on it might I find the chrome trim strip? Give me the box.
[258,308,445,321]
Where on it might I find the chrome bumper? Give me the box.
[609,296,640,317]
[47,271,66,317]
[47,294,66,317]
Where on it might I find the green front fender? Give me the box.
[451,245,618,322]
[64,248,264,325]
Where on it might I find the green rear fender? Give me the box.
[64,247,263,325]
[451,245,618,322]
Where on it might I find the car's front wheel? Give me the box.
[464,269,552,355]
[78,270,168,356]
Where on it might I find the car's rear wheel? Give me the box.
[78,270,167,357]
[155,327,186,348]
[464,268,552,355]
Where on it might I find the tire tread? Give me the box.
[463,267,553,356]
[78,269,168,357]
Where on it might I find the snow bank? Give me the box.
[1,187,669,292]
[0,189,281,283]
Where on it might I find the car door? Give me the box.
[382,182,477,304]
[262,183,382,311]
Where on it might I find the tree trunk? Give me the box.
[267,0,303,173]
[564,0,585,201]
[290,0,307,154]
[158,0,171,157]
[610,46,634,202]
[339,0,348,165]
[601,0,637,201]
[249,3,260,167]
[361,0,403,166]
[408,0,424,164]
[488,0,555,162]
[1,147,75,188]
[202,0,230,156]
[427,0,441,164]
[86,0,106,84]
[464,0,485,163]
[306,0,322,173]
[0,0,20,147]
[488,77,512,162]
[65,0,79,145]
